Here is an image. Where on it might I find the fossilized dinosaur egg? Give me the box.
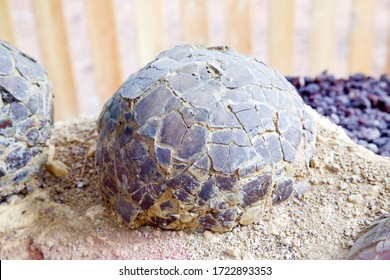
[96,45,316,232]
[0,40,54,199]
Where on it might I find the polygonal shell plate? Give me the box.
[347,217,390,260]
[97,45,316,232]
[0,41,54,198]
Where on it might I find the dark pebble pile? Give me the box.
[286,72,390,157]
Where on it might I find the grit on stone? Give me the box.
[0,108,389,259]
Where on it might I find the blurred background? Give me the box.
[1,0,389,121]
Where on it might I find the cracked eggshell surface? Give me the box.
[347,217,390,260]
[0,41,54,198]
[96,45,316,232]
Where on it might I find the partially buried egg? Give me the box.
[0,40,54,199]
[96,45,316,232]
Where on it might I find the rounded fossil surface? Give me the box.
[0,40,54,199]
[96,45,316,232]
[347,217,390,260]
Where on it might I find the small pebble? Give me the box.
[327,163,341,173]
[309,159,317,168]
[342,240,355,248]
[225,247,240,258]
[85,205,105,220]
[239,206,261,225]
[284,252,293,260]
[46,160,70,177]
[203,230,213,240]
[348,194,365,204]
[242,252,253,260]
[282,237,292,246]
[295,181,310,196]
[292,238,301,248]
[368,185,380,197]
[339,183,348,190]
[328,178,335,185]
[310,178,319,185]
